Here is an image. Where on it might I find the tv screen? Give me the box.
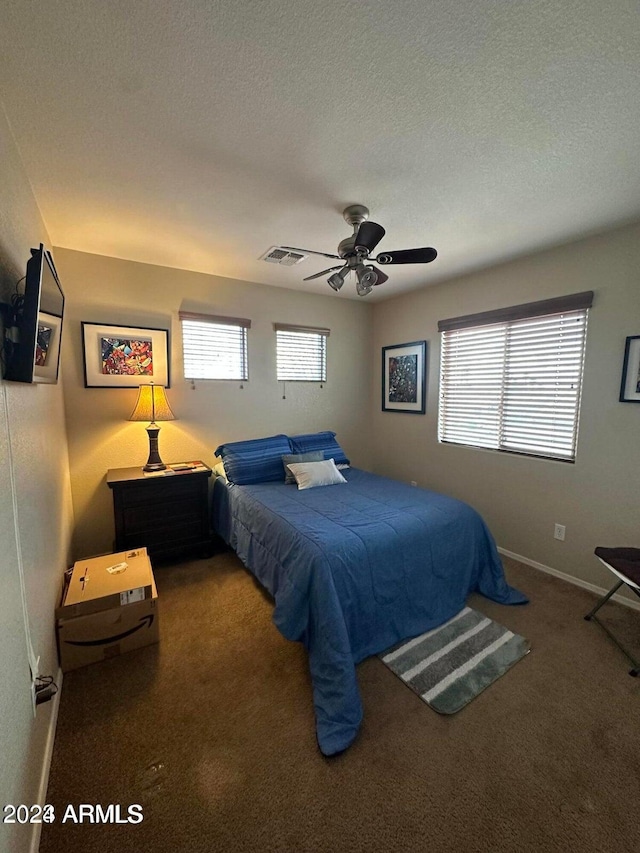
[5,244,65,384]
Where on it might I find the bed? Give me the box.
[212,433,527,756]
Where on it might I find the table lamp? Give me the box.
[129,382,176,471]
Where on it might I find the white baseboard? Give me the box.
[498,547,640,613]
[30,668,63,853]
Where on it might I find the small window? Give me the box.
[438,292,593,462]
[179,311,250,380]
[274,323,329,382]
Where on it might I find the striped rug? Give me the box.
[380,607,530,714]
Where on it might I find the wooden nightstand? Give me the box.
[107,464,213,562]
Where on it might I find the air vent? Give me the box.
[261,247,308,266]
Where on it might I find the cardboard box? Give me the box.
[57,548,159,672]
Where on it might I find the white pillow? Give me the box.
[286,458,347,490]
[213,460,228,481]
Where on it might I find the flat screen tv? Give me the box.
[5,244,65,384]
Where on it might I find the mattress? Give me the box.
[212,468,527,754]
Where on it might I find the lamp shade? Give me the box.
[129,383,175,423]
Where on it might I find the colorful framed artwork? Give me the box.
[34,311,63,383]
[81,322,170,388]
[619,335,640,403]
[382,340,427,414]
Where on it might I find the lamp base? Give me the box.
[143,461,167,472]
[143,424,166,471]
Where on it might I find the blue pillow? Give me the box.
[288,431,350,467]
[214,434,292,485]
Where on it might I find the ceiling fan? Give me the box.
[282,204,437,296]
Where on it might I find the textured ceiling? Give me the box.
[2,0,640,301]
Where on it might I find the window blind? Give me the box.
[274,324,328,382]
[179,312,249,380]
[438,308,590,462]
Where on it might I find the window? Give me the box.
[438,292,593,462]
[274,323,329,382]
[179,311,250,380]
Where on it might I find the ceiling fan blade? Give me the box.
[354,221,386,253]
[375,247,437,265]
[281,246,341,260]
[369,266,389,285]
[303,265,344,281]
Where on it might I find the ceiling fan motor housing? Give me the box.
[337,236,357,259]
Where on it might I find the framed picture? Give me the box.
[81,322,170,388]
[619,335,640,403]
[34,311,63,383]
[382,340,427,414]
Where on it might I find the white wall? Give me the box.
[370,222,640,596]
[53,248,373,559]
[0,106,74,853]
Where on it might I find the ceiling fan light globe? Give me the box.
[328,267,349,291]
[359,266,378,287]
[356,281,373,297]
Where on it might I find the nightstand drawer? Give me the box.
[121,519,205,548]
[120,476,205,508]
[122,498,204,534]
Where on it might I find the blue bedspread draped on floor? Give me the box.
[212,468,527,755]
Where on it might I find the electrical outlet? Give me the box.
[554,523,566,541]
[410,481,417,487]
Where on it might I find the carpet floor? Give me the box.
[39,553,640,853]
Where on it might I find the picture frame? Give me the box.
[34,310,63,384]
[382,340,427,414]
[81,322,170,388]
[619,335,640,403]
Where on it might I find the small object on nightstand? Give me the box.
[168,461,209,473]
[107,463,220,562]
[141,461,209,477]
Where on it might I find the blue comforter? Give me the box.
[213,468,527,755]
